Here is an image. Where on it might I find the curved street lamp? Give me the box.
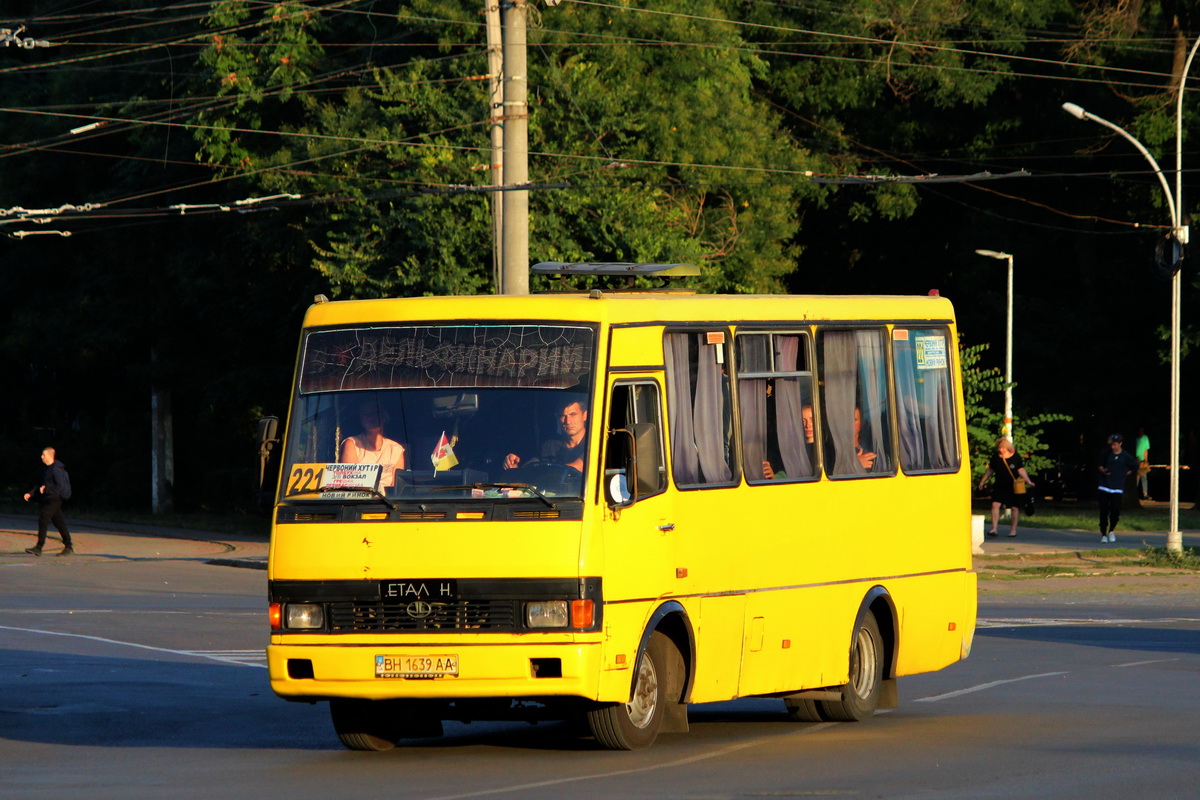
[1062,79,1194,553]
[975,249,1014,442]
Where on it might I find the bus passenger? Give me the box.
[504,399,589,473]
[854,407,876,470]
[340,403,406,488]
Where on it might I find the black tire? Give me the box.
[818,612,883,722]
[784,697,826,722]
[587,630,673,750]
[330,699,398,751]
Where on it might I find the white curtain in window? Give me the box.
[739,377,768,480]
[855,329,890,472]
[665,335,701,484]
[822,331,861,475]
[775,336,814,478]
[694,338,733,483]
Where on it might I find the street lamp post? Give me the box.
[1063,90,1192,554]
[976,249,1015,442]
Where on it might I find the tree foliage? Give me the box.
[1,0,1195,512]
[960,340,1072,481]
[188,1,841,297]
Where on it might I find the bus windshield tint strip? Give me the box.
[300,325,595,393]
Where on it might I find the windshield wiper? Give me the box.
[432,483,556,509]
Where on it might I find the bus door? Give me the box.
[600,376,677,620]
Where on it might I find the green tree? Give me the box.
[190,0,835,297]
[960,339,1071,482]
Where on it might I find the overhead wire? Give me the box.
[3,0,1194,236]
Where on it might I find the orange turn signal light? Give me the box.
[571,599,595,628]
[269,602,283,631]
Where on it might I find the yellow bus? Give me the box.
[264,262,976,751]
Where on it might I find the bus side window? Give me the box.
[893,327,959,472]
[820,329,893,477]
[737,332,817,483]
[605,381,666,502]
[664,332,737,486]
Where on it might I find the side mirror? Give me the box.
[255,416,281,513]
[628,422,663,496]
[604,422,663,508]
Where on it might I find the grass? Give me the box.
[1013,565,1083,577]
[982,500,1200,533]
[1127,546,1200,570]
[976,544,1200,581]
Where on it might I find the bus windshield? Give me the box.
[282,324,596,502]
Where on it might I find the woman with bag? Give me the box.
[977,437,1036,538]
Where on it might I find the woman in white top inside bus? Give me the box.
[340,402,406,488]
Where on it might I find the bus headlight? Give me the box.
[525,600,569,628]
[285,603,325,630]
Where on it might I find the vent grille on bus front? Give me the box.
[289,512,339,522]
[512,509,561,519]
[398,511,448,520]
[327,599,518,632]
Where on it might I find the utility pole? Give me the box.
[500,0,529,295]
[484,1,504,292]
[150,347,175,514]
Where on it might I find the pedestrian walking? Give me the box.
[977,437,1035,538]
[1098,434,1139,544]
[23,447,74,556]
[1134,426,1151,500]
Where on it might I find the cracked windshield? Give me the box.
[282,325,596,502]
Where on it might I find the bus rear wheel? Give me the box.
[818,611,883,722]
[783,697,825,722]
[587,630,673,750]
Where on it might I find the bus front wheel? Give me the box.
[819,611,883,722]
[587,630,673,750]
[330,698,444,751]
[330,699,399,751]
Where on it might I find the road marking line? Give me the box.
[178,649,266,666]
[6,609,261,616]
[1114,658,1181,668]
[978,617,1200,628]
[422,723,838,800]
[914,671,1068,703]
[0,624,266,668]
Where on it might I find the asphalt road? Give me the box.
[2,515,1199,799]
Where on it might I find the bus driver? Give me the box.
[504,399,589,473]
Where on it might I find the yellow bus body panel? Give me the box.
[270,291,976,710]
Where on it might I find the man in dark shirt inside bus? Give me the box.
[504,399,589,473]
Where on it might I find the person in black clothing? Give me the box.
[503,399,589,473]
[977,437,1036,538]
[1097,433,1140,544]
[23,447,73,556]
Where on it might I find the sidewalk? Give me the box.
[3,511,1194,566]
[0,513,267,569]
[976,523,1200,555]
